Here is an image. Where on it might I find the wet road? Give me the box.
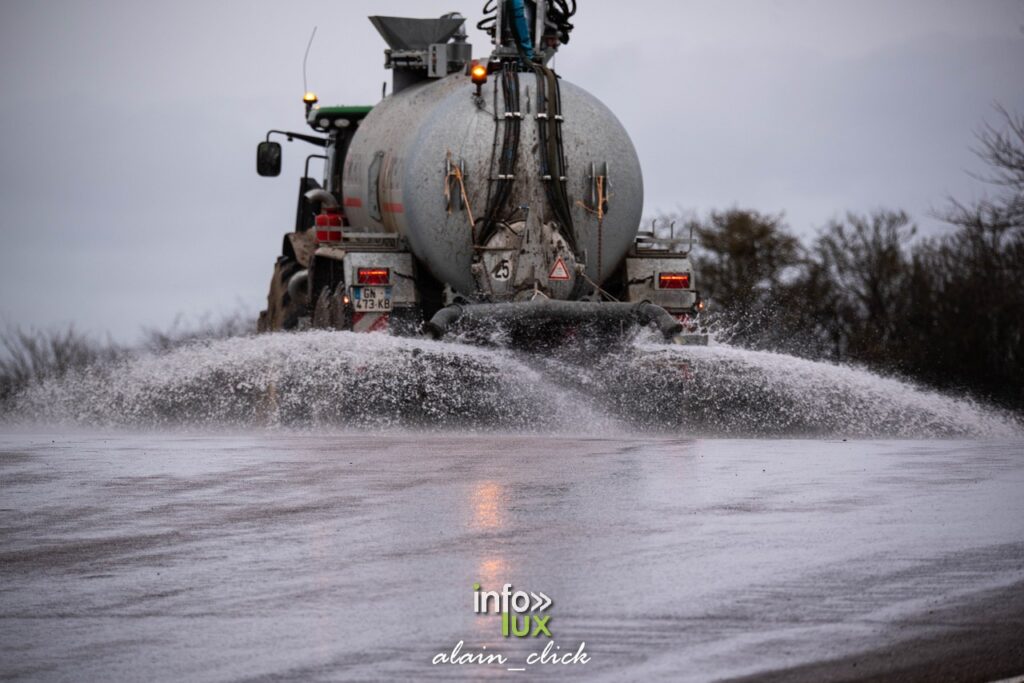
[1,432,1023,681]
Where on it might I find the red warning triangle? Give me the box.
[548,257,571,281]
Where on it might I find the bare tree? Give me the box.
[943,103,1024,240]
[811,210,916,364]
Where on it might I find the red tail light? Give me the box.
[315,229,342,242]
[658,272,690,289]
[357,268,390,285]
[314,213,343,227]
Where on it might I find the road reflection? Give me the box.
[470,481,509,644]
[471,481,506,530]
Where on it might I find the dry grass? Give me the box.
[0,311,255,403]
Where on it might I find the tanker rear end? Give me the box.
[254,3,705,347]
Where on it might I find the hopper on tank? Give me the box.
[368,16,465,51]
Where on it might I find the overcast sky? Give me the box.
[1,0,1022,341]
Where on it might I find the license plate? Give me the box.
[352,286,392,312]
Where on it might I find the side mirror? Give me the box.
[256,141,282,177]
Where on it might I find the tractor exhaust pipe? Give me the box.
[303,188,339,209]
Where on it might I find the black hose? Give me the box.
[546,0,576,44]
[476,0,498,36]
[532,63,577,254]
[477,64,521,247]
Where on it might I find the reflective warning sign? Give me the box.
[548,257,571,281]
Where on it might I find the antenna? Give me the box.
[302,26,318,94]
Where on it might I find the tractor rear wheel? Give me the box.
[312,286,334,329]
[312,284,351,330]
[258,257,303,332]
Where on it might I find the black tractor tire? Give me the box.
[312,284,353,331]
[258,257,304,332]
[312,286,334,329]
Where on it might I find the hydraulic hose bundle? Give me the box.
[476,63,522,247]
[475,0,581,258]
[532,62,578,255]
[545,0,576,44]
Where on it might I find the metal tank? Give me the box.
[255,2,706,346]
[342,60,643,298]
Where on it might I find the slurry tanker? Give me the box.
[256,1,705,347]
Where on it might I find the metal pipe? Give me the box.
[495,0,503,47]
[424,303,464,339]
[424,299,682,340]
[635,302,684,339]
[303,188,338,209]
[264,129,328,147]
[534,0,546,53]
[443,12,467,42]
[304,154,327,182]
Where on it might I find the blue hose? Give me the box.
[509,0,534,59]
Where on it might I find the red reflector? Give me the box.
[315,212,343,227]
[357,268,389,285]
[659,272,690,289]
[315,230,342,242]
